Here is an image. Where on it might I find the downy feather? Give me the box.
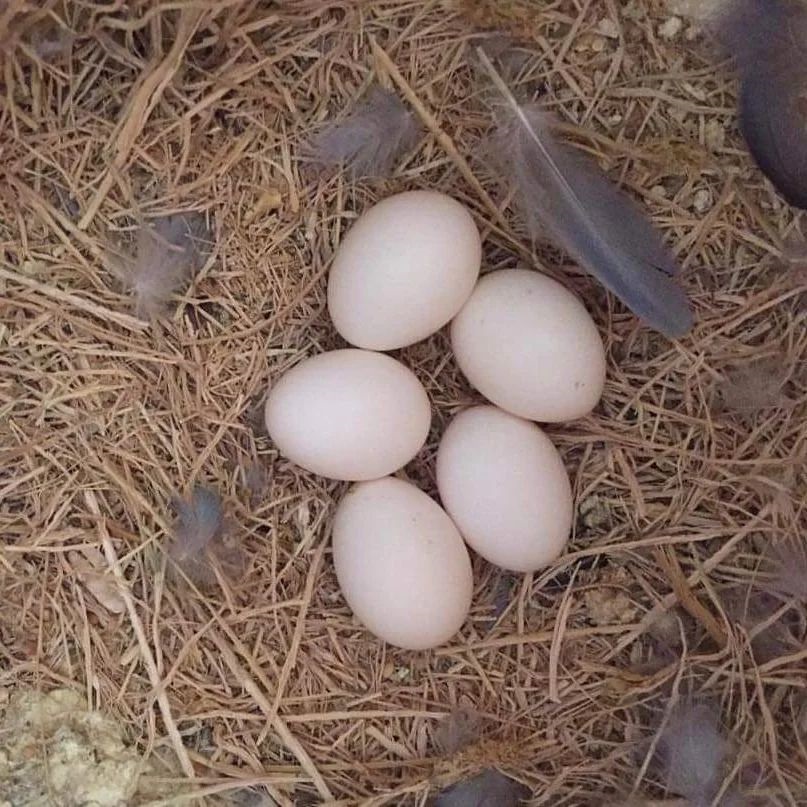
[435,770,530,807]
[657,702,730,805]
[308,85,422,179]
[435,704,483,756]
[714,357,791,417]
[172,487,223,558]
[169,486,244,586]
[478,49,693,338]
[763,537,807,601]
[112,212,210,319]
[711,0,807,209]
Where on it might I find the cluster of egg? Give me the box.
[265,191,606,650]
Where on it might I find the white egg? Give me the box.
[451,269,606,422]
[265,350,430,481]
[436,406,572,573]
[332,477,473,650]
[328,190,481,350]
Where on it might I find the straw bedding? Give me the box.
[1,1,805,804]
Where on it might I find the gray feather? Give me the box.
[435,705,483,755]
[764,538,807,601]
[169,486,245,586]
[112,212,210,319]
[308,85,422,179]
[435,770,529,807]
[172,487,224,558]
[478,50,693,338]
[657,702,729,805]
[712,0,807,209]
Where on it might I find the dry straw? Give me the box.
[1,1,805,804]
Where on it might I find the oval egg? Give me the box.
[328,190,482,350]
[436,406,572,573]
[265,349,430,481]
[450,269,606,422]
[332,477,473,650]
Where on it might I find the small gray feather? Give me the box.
[435,770,529,807]
[308,85,422,179]
[657,702,729,805]
[764,538,807,601]
[169,486,245,586]
[112,212,210,319]
[172,487,223,557]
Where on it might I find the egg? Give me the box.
[328,190,482,350]
[436,406,572,573]
[265,350,430,481]
[332,477,473,649]
[450,269,606,422]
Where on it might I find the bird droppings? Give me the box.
[0,688,143,806]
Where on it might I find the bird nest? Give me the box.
[1,1,805,804]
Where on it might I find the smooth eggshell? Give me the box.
[436,406,572,573]
[332,477,473,650]
[450,269,606,422]
[265,350,430,481]
[328,190,481,350]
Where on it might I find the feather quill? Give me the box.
[111,212,210,319]
[711,0,807,209]
[435,770,530,807]
[478,49,693,338]
[308,85,422,179]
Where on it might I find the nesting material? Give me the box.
[1,2,805,804]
